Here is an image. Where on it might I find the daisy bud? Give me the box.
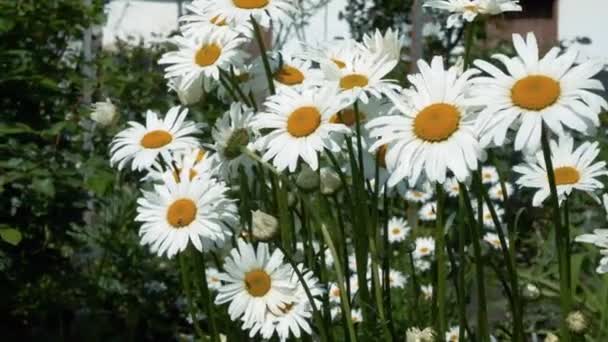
[224,128,250,160]
[296,165,320,191]
[522,283,541,300]
[90,98,118,126]
[251,210,278,241]
[544,332,559,342]
[566,310,588,334]
[320,167,341,195]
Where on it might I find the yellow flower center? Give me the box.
[553,166,580,185]
[195,149,206,162]
[391,227,401,235]
[376,144,388,169]
[274,65,305,85]
[332,58,346,69]
[287,106,321,137]
[331,287,340,297]
[511,75,561,111]
[140,130,173,149]
[166,198,197,228]
[329,109,365,127]
[195,44,221,67]
[210,15,227,26]
[233,0,268,9]
[419,247,429,254]
[413,103,460,142]
[244,269,271,297]
[340,74,369,90]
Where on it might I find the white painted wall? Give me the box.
[558,0,608,62]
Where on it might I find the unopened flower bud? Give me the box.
[296,165,319,191]
[170,75,203,106]
[251,210,278,241]
[90,98,118,126]
[566,310,588,334]
[522,283,541,300]
[320,167,341,195]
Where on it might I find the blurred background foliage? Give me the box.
[2,0,608,341]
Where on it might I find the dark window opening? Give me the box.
[505,0,556,19]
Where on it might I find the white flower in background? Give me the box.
[110,106,201,171]
[144,147,217,183]
[203,0,296,29]
[321,51,399,104]
[421,284,433,300]
[329,277,359,304]
[489,182,514,201]
[481,165,499,184]
[329,97,392,130]
[135,170,238,258]
[414,258,432,272]
[484,232,508,250]
[248,265,323,341]
[419,202,437,222]
[295,241,321,254]
[168,75,205,106]
[159,29,248,87]
[90,98,118,126]
[351,309,363,323]
[215,240,296,326]
[367,57,481,187]
[446,325,465,341]
[414,237,436,258]
[406,327,435,342]
[472,200,504,227]
[443,177,461,198]
[360,28,406,62]
[387,216,410,243]
[473,32,608,152]
[405,188,434,203]
[576,229,608,274]
[514,135,608,206]
[425,0,521,28]
[263,53,324,92]
[299,38,362,70]
[251,209,278,241]
[179,0,251,36]
[206,267,223,290]
[252,85,350,172]
[216,63,257,103]
[211,102,257,180]
[387,269,407,288]
[323,248,334,267]
[604,193,608,220]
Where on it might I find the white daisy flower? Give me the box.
[387,269,407,289]
[360,28,406,62]
[211,102,257,181]
[215,240,296,326]
[575,229,608,274]
[421,284,433,300]
[110,106,201,171]
[329,277,359,304]
[414,237,436,259]
[90,98,118,126]
[248,265,323,341]
[483,232,508,250]
[320,51,399,104]
[323,248,334,267]
[513,134,608,206]
[202,0,295,29]
[159,29,248,88]
[405,188,434,203]
[252,85,351,172]
[443,177,461,198]
[351,309,363,324]
[387,217,411,243]
[446,325,465,341]
[144,147,217,183]
[406,327,435,342]
[419,202,438,222]
[481,203,504,227]
[135,170,238,258]
[488,182,514,201]
[425,0,521,28]
[479,0,522,15]
[168,75,206,106]
[329,96,391,130]
[298,38,361,70]
[267,53,324,92]
[179,0,251,36]
[472,32,608,152]
[415,258,432,272]
[367,56,481,187]
[216,63,257,103]
[481,165,499,184]
[206,267,223,290]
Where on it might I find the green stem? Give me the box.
[463,22,475,69]
[434,183,447,339]
[540,125,571,342]
[461,184,490,342]
[194,250,220,342]
[457,193,468,342]
[219,68,251,107]
[250,16,275,95]
[179,253,206,341]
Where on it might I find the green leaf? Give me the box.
[0,228,22,246]
[32,178,55,197]
[0,123,35,135]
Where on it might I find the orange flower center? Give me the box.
[244,269,271,297]
[329,109,365,127]
[232,0,269,9]
[166,198,197,228]
[287,106,321,137]
[332,58,346,69]
[339,74,368,90]
[413,103,460,142]
[140,130,173,149]
[511,75,561,111]
[419,247,429,254]
[274,65,305,85]
[391,227,401,235]
[210,15,227,26]
[195,44,221,67]
[376,144,388,168]
[553,166,580,185]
